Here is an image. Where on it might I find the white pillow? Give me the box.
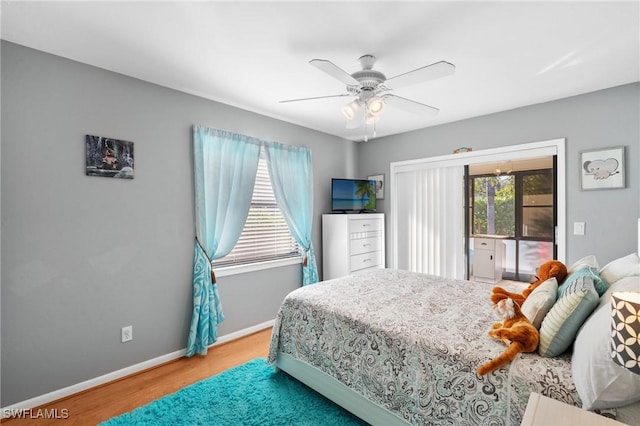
[599,253,640,285]
[572,301,640,410]
[567,255,599,274]
[521,277,558,329]
[598,276,640,310]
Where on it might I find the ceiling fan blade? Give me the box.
[310,59,359,86]
[385,61,455,89]
[279,94,351,103]
[383,94,439,117]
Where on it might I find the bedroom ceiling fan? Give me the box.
[281,54,455,141]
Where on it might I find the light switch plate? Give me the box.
[573,222,585,235]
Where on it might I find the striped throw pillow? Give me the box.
[538,274,599,357]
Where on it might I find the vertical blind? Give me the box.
[394,166,466,279]
[211,155,299,267]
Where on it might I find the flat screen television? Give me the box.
[331,178,377,213]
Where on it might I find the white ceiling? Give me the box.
[2,1,638,142]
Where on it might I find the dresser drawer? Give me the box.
[350,251,382,272]
[350,237,381,255]
[349,218,382,233]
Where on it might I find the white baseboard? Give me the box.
[212,319,274,346]
[1,319,275,416]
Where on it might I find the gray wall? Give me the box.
[0,41,356,406]
[358,82,640,266]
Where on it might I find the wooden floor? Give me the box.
[2,328,273,425]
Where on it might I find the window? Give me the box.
[521,170,554,239]
[469,175,515,237]
[211,154,299,268]
[468,170,553,240]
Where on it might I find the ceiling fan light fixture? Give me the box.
[366,113,380,125]
[366,96,385,116]
[342,100,360,120]
[286,54,454,140]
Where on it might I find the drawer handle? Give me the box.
[363,243,371,247]
[363,259,370,262]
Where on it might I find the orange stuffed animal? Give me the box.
[477,297,539,375]
[490,260,567,306]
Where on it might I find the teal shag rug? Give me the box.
[101,358,368,425]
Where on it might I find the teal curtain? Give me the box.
[187,126,261,357]
[264,142,319,285]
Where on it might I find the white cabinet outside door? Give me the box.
[473,236,505,283]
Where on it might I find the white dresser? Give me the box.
[322,213,385,280]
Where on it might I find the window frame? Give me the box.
[516,169,555,242]
[215,256,302,278]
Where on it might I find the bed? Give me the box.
[267,267,640,425]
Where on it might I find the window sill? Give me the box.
[213,257,302,278]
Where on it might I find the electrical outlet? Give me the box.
[121,325,133,343]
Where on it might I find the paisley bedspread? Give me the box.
[267,269,579,425]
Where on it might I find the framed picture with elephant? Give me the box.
[580,146,625,190]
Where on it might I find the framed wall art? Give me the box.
[580,146,624,190]
[85,134,134,179]
[368,174,385,200]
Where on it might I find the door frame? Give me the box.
[389,138,566,269]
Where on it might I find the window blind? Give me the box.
[212,156,300,267]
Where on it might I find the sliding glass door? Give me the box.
[467,161,556,282]
[516,167,556,281]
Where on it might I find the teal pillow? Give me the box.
[558,266,608,297]
[538,274,599,357]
